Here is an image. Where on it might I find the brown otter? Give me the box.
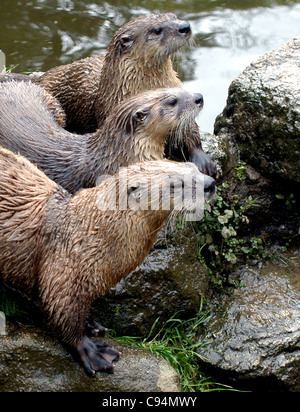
[0,81,203,194]
[35,13,191,132]
[0,147,215,373]
[0,13,216,177]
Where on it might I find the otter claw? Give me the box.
[85,321,108,337]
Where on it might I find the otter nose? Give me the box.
[178,21,191,35]
[194,93,204,106]
[204,175,216,198]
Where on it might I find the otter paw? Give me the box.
[85,321,108,337]
[189,147,217,179]
[76,336,120,375]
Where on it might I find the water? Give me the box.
[0,0,299,132]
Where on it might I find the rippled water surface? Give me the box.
[1,0,300,132]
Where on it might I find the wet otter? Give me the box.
[0,13,216,177]
[0,81,203,194]
[0,147,215,373]
[35,13,191,132]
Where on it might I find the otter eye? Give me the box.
[127,184,139,196]
[168,98,178,107]
[153,27,163,35]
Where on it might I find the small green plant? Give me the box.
[0,284,17,316]
[195,180,266,288]
[234,160,247,181]
[110,301,232,392]
[3,64,18,73]
[0,283,32,322]
[275,193,296,211]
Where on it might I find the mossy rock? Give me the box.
[214,37,300,183]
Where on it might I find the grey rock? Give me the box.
[196,251,300,392]
[0,324,181,392]
[214,37,300,182]
[200,131,238,177]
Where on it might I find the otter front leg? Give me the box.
[189,147,217,179]
[75,336,120,375]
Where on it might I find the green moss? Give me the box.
[215,79,300,182]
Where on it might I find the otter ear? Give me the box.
[133,108,151,124]
[120,35,134,49]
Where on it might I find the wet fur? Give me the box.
[0,81,201,194]
[0,13,217,177]
[36,13,185,133]
[0,147,209,373]
[35,13,216,176]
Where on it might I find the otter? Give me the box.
[0,13,216,177]
[0,147,215,373]
[35,13,191,133]
[0,81,203,194]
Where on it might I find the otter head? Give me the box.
[99,88,204,166]
[108,13,192,64]
[94,88,204,176]
[97,160,215,223]
[124,161,215,222]
[130,88,204,158]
